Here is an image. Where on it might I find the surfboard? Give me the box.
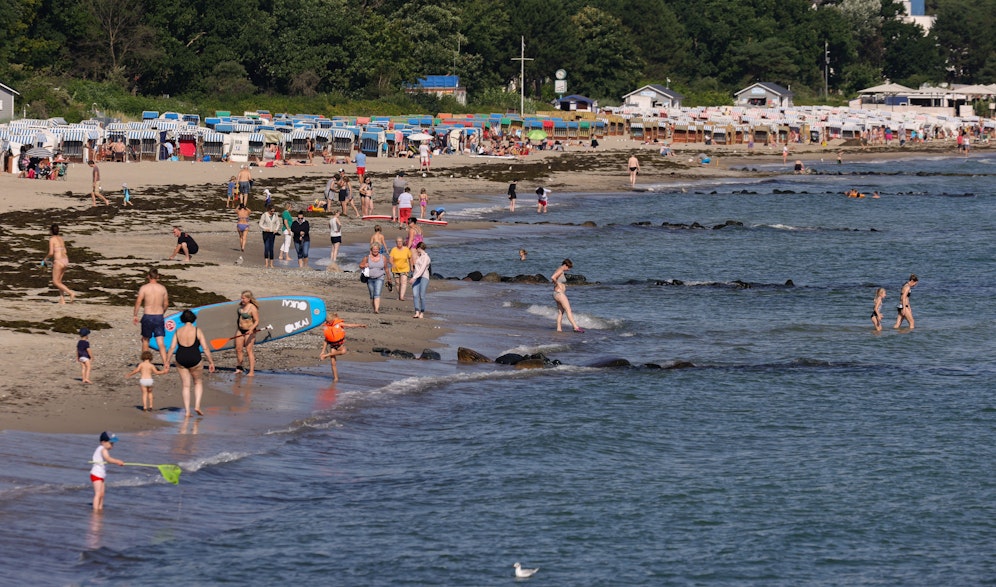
[419,219,448,226]
[361,215,392,221]
[149,296,327,352]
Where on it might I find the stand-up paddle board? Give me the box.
[361,215,392,221]
[419,219,448,225]
[149,296,327,352]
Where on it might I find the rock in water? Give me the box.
[457,347,491,363]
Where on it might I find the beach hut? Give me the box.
[578,121,591,140]
[566,121,579,140]
[128,130,158,161]
[313,129,331,153]
[703,125,715,145]
[732,124,749,144]
[551,120,567,140]
[59,128,90,162]
[630,120,645,141]
[751,125,772,145]
[841,123,862,140]
[657,119,672,142]
[330,128,354,156]
[287,130,311,157]
[594,119,607,138]
[176,128,198,160]
[446,127,463,153]
[228,134,251,162]
[640,118,658,142]
[247,133,265,161]
[202,132,225,160]
[671,122,693,143]
[359,128,385,157]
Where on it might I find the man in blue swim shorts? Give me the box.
[133,268,170,365]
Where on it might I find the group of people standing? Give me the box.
[132,269,256,416]
[361,219,431,317]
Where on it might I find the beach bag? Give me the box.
[360,266,370,283]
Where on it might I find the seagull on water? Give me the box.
[513,562,538,578]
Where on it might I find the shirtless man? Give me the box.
[627,155,640,187]
[89,161,109,206]
[134,268,170,365]
[236,165,252,206]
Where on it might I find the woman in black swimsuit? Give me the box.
[166,310,215,418]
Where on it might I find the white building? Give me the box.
[622,85,683,110]
[0,82,19,123]
[734,82,794,108]
[900,0,935,33]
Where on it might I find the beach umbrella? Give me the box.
[526,129,547,141]
[26,146,54,158]
[407,132,432,141]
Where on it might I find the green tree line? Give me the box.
[1,0,993,118]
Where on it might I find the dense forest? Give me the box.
[1,0,994,118]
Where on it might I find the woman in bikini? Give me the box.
[234,290,259,375]
[165,309,215,417]
[359,176,374,216]
[236,204,251,252]
[405,217,423,249]
[43,224,75,303]
[551,259,583,333]
[893,274,918,330]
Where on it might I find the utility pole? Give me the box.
[511,36,533,115]
[824,41,830,99]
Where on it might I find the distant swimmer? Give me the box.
[794,160,805,174]
[893,274,918,329]
[870,287,886,331]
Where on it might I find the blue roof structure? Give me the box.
[415,75,460,88]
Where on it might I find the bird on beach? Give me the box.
[513,562,538,578]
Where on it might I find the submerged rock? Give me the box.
[457,347,491,363]
[587,357,632,368]
[514,359,547,370]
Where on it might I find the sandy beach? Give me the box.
[0,135,979,434]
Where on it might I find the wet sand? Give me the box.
[0,136,980,434]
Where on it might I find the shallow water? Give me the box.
[2,154,995,585]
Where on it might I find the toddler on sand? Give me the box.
[125,350,166,412]
[77,327,94,384]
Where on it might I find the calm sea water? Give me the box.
[2,154,995,585]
